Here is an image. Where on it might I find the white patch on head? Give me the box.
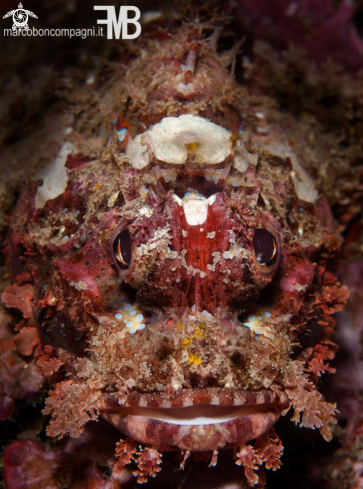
[127,115,235,169]
[173,192,216,226]
[126,133,151,169]
[69,280,88,291]
[126,114,258,173]
[107,191,120,208]
[138,205,153,218]
[234,138,259,172]
[35,142,73,209]
[182,193,209,225]
[260,143,318,203]
[147,115,231,164]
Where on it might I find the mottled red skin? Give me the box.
[127,191,281,312]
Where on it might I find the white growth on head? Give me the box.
[35,142,73,209]
[126,115,254,171]
[173,191,216,226]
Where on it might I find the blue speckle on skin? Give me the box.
[147,179,152,184]
[247,315,255,322]
[125,303,132,311]
[117,128,127,142]
[184,189,204,200]
[130,310,136,317]
[239,129,249,143]
[264,311,272,318]
[255,336,260,341]
[232,182,239,187]
[136,314,144,322]
[165,177,170,182]
[114,313,122,320]
[138,323,146,330]
[126,321,134,328]
[258,316,263,321]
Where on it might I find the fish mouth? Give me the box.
[101,388,289,451]
[107,402,281,425]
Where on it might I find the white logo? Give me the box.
[3,2,38,32]
[94,6,141,40]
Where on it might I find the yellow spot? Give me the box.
[175,321,184,331]
[230,134,239,145]
[185,142,200,153]
[194,325,206,339]
[98,230,108,243]
[182,338,191,348]
[188,353,202,365]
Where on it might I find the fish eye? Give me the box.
[112,228,132,268]
[253,228,277,266]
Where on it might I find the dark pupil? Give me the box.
[253,228,276,265]
[114,229,132,267]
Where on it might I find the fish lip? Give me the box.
[100,387,289,414]
[120,387,288,408]
[101,390,288,451]
[104,402,283,426]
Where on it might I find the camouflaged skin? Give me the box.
[2,19,349,486]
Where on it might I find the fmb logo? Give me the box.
[94,6,141,40]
